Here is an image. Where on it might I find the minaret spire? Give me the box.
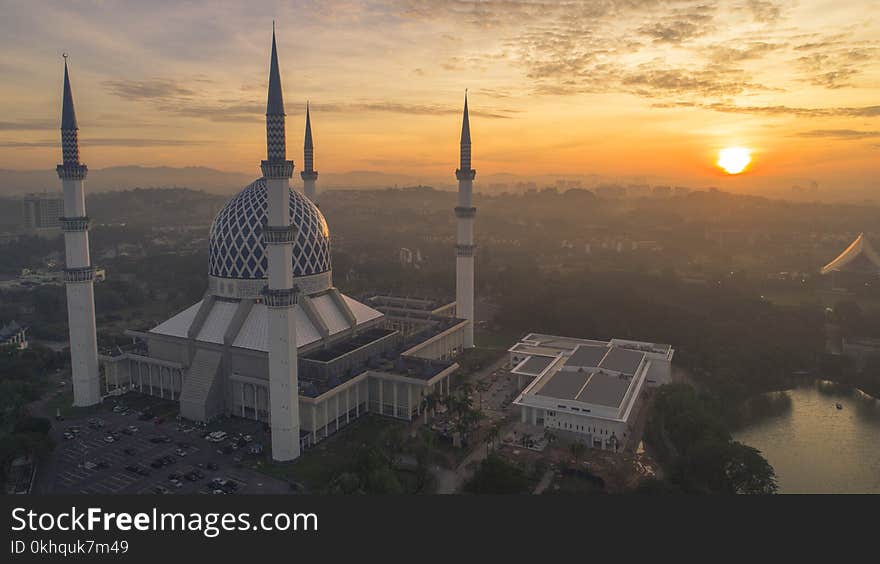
[460,90,471,147]
[57,55,101,406]
[265,25,287,161]
[301,101,319,202]
[61,55,80,165]
[454,91,477,348]
[259,26,301,462]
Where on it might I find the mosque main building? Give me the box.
[60,29,474,461]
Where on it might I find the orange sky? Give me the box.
[1,0,878,193]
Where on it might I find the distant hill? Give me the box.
[0,166,254,196]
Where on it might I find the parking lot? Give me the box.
[36,394,292,495]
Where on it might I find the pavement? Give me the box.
[32,394,292,495]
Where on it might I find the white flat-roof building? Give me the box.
[510,333,674,450]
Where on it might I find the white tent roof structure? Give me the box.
[149,293,383,352]
[820,233,880,275]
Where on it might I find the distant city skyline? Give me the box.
[1,0,878,194]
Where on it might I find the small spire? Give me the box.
[304,101,313,151]
[266,27,285,116]
[61,54,78,131]
[460,90,470,146]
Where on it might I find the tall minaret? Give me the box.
[300,102,318,203]
[261,28,301,461]
[455,92,476,348]
[57,56,101,407]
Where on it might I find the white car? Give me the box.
[103,436,115,443]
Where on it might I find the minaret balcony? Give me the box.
[456,244,476,257]
[300,170,318,181]
[56,163,88,180]
[262,225,298,245]
[455,168,476,181]
[262,286,299,308]
[64,266,95,283]
[454,206,477,218]
[60,216,90,232]
[261,160,294,179]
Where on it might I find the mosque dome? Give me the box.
[207,178,332,298]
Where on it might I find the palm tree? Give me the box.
[420,392,440,424]
[485,423,502,455]
[475,380,490,411]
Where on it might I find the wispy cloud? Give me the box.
[795,129,880,139]
[0,119,56,131]
[0,138,211,148]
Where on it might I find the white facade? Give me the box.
[511,333,674,450]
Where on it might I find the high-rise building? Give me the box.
[22,192,64,233]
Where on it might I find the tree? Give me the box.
[464,454,530,494]
[569,441,586,466]
[14,416,51,435]
[649,384,778,494]
[721,442,778,495]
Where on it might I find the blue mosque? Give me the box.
[60,28,477,461]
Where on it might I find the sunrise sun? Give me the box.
[717,147,752,174]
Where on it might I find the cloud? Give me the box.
[102,79,197,100]
[700,102,880,117]
[795,129,880,139]
[0,138,210,148]
[638,4,716,44]
[796,45,879,88]
[745,0,784,23]
[0,119,56,131]
[313,101,518,119]
[622,64,767,98]
[706,41,786,64]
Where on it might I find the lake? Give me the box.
[734,382,880,494]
